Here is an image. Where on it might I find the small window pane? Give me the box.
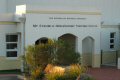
[6,35,18,42]
[110,45,114,49]
[110,39,114,43]
[110,33,115,38]
[7,51,17,57]
[6,43,17,49]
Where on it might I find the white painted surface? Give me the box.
[101,26,120,51]
[16,22,25,55]
[0,14,15,21]
[25,13,101,54]
[0,24,17,56]
[26,0,120,25]
[4,0,120,25]
[0,0,117,25]
[82,37,94,66]
[0,0,7,13]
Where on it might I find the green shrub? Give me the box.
[24,39,81,80]
[65,64,86,80]
[25,41,54,80]
[56,41,81,65]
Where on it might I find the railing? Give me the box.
[101,50,120,67]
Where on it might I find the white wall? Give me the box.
[25,13,101,54]
[6,0,120,25]
[16,22,25,55]
[26,0,120,25]
[82,37,94,66]
[101,25,120,51]
[0,0,7,13]
[0,24,17,56]
[25,12,101,67]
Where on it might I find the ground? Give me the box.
[87,67,120,80]
[0,67,120,80]
[0,74,23,80]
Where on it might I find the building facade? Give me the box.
[0,0,120,70]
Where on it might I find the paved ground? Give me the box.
[0,68,120,80]
[87,67,120,80]
[0,74,23,80]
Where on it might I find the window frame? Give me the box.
[109,32,116,50]
[6,33,19,59]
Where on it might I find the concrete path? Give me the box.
[0,74,23,80]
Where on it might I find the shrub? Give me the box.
[64,64,86,80]
[25,42,54,80]
[46,72,64,80]
[24,39,81,80]
[55,41,81,65]
[31,67,44,80]
[25,44,52,70]
[45,64,87,80]
[44,64,54,73]
[45,64,65,80]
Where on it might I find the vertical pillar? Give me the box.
[92,41,101,68]
[75,37,78,52]
[17,19,25,72]
[76,37,82,64]
[76,37,82,53]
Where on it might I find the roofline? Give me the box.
[26,10,101,15]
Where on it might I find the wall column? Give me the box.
[92,40,101,68]
[76,37,82,64]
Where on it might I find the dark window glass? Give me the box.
[7,51,17,57]
[110,33,115,38]
[6,35,18,42]
[110,39,114,43]
[6,43,17,49]
[110,45,114,49]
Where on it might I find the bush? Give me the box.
[25,42,54,80]
[45,64,65,80]
[55,41,81,65]
[25,44,52,70]
[30,67,44,80]
[24,39,81,80]
[64,64,86,80]
[45,64,87,80]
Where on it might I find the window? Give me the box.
[6,34,18,57]
[110,39,114,43]
[7,51,17,57]
[6,35,18,42]
[110,33,115,38]
[110,45,114,49]
[110,32,116,49]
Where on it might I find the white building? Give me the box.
[0,0,120,70]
